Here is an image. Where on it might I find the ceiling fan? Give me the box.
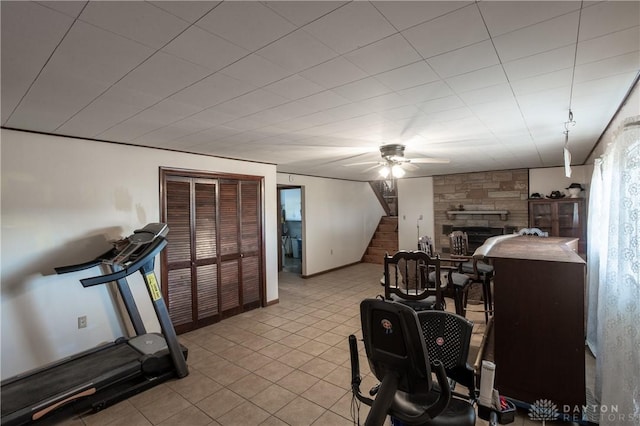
[345,144,450,178]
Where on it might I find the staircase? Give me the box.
[363,216,398,264]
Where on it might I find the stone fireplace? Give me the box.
[433,169,529,252]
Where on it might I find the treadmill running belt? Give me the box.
[1,343,141,418]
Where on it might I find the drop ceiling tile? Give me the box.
[478,1,579,37]
[297,90,350,112]
[503,45,576,82]
[332,78,392,102]
[263,75,325,101]
[357,92,413,112]
[374,61,439,91]
[80,1,189,49]
[257,30,338,73]
[169,73,256,109]
[133,120,211,146]
[221,54,292,88]
[426,107,476,124]
[7,21,154,131]
[402,5,489,59]
[493,12,580,62]
[263,1,346,26]
[149,1,218,23]
[509,68,573,96]
[396,81,454,104]
[1,2,74,123]
[298,57,367,89]
[36,1,87,18]
[574,52,640,84]
[162,26,249,72]
[576,26,640,65]
[578,1,640,41]
[344,34,421,75]
[445,65,507,94]
[374,1,471,31]
[304,2,396,54]
[456,83,515,106]
[417,95,465,114]
[197,2,296,51]
[210,89,289,117]
[427,40,499,78]
[189,108,236,126]
[572,72,638,102]
[117,52,212,100]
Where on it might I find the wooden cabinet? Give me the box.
[477,235,586,412]
[529,198,586,253]
[161,169,263,334]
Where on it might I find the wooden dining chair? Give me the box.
[448,231,494,322]
[383,250,446,312]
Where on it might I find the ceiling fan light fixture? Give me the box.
[379,165,391,178]
[391,164,405,178]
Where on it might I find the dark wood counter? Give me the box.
[475,235,586,410]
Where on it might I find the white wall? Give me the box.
[529,165,593,199]
[397,177,434,251]
[1,129,278,379]
[276,173,384,276]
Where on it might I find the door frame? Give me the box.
[277,185,303,275]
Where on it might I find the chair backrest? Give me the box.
[417,310,476,398]
[383,250,443,306]
[448,231,470,256]
[418,235,435,256]
[360,298,433,395]
[518,227,549,237]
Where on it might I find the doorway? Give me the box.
[278,186,303,275]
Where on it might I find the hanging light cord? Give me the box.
[563,2,583,177]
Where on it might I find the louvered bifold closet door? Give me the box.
[194,180,219,325]
[219,181,241,315]
[165,178,194,331]
[240,181,261,309]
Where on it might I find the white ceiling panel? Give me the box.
[263,1,346,26]
[256,29,338,73]
[304,2,396,54]
[220,54,291,88]
[373,1,471,32]
[493,12,580,62]
[374,61,439,91]
[196,2,296,51]
[162,26,249,72]
[578,1,640,41]
[576,26,640,65]
[344,34,421,75]
[263,75,325,101]
[149,1,219,23]
[1,2,74,123]
[479,1,579,37]
[2,1,638,180]
[402,5,489,59]
[298,57,368,89]
[429,41,500,78]
[79,1,189,49]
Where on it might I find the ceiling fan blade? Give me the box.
[361,163,383,173]
[407,157,450,164]
[343,161,381,167]
[403,163,419,171]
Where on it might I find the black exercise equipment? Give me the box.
[1,223,188,426]
[349,298,476,426]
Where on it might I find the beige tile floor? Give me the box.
[46,262,589,425]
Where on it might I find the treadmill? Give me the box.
[1,223,188,426]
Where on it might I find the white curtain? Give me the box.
[587,117,640,425]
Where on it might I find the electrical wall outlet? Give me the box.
[78,316,87,329]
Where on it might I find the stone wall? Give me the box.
[433,169,529,251]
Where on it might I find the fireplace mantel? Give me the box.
[446,210,509,220]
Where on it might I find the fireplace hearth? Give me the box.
[442,225,516,252]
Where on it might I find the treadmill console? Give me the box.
[107,223,168,266]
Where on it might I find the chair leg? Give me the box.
[482,276,494,323]
[453,288,466,317]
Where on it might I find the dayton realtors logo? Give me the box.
[528,399,560,424]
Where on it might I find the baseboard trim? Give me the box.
[301,261,363,279]
[266,298,279,306]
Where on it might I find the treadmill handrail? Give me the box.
[79,238,167,288]
[54,249,115,275]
